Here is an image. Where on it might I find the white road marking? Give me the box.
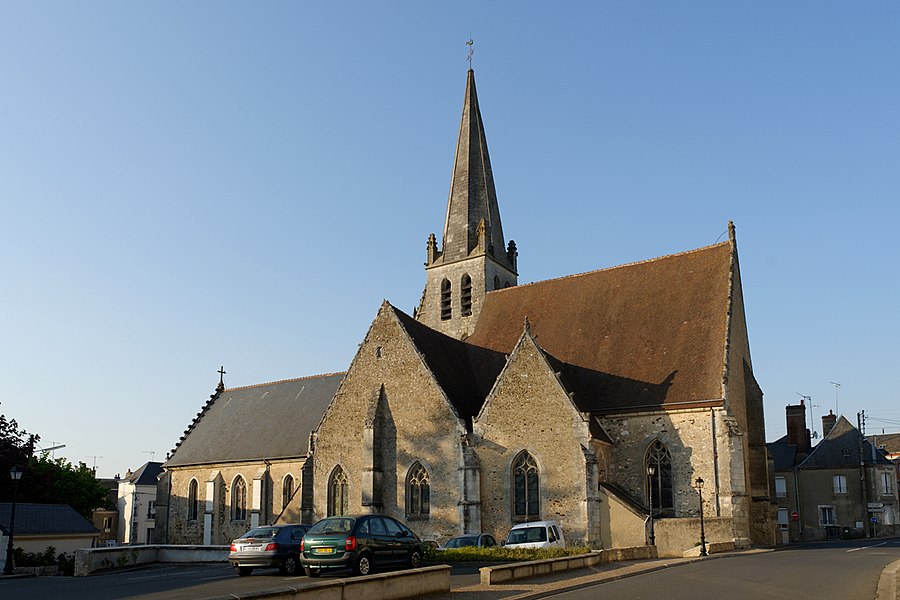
[847,542,888,552]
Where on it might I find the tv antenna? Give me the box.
[796,393,818,439]
[829,381,841,415]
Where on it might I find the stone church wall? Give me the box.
[474,337,596,547]
[312,308,469,545]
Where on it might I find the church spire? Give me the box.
[440,69,510,268]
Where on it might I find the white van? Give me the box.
[503,520,565,549]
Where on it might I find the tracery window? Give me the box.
[406,462,431,518]
[232,476,247,521]
[461,274,473,316]
[441,279,452,320]
[645,440,674,514]
[283,474,295,510]
[513,451,540,520]
[328,466,349,517]
[188,479,199,521]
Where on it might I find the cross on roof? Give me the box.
[218,366,226,387]
[466,38,474,69]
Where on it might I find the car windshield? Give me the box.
[506,526,547,544]
[241,527,279,539]
[307,517,356,535]
[445,536,479,548]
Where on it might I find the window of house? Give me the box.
[328,466,349,517]
[440,279,452,320]
[775,476,787,498]
[777,508,789,530]
[513,451,540,520]
[819,505,836,526]
[841,448,853,465]
[884,506,895,526]
[881,472,894,495]
[232,476,247,521]
[283,474,295,510]
[406,462,431,518]
[461,274,473,316]
[646,440,674,514]
[147,500,156,519]
[188,479,199,521]
[103,517,112,532]
[833,475,847,494]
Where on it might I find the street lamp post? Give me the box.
[695,477,707,557]
[647,465,656,545]
[3,465,24,576]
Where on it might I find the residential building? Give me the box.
[118,462,162,545]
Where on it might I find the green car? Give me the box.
[299,515,424,577]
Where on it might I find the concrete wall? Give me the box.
[653,516,735,557]
[479,546,657,585]
[74,545,229,576]
[6,534,97,556]
[599,490,648,549]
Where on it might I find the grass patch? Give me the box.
[425,545,592,563]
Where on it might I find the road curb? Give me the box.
[875,558,900,600]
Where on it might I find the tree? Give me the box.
[0,403,36,501]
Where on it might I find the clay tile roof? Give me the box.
[392,306,507,421]
[466,243,733,412]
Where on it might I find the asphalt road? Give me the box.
[545,538,900,600]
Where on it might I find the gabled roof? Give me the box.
[767,435,800,471]
[392,305,506,421]
[800,416,894,469]
[466,242,733,412]
[868,432,900,456]
[125,461,163,486]
[0,503,99,536]
[166,373,344,468]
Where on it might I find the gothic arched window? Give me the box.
[440,279,452,320]
[328,466,349,517]
[461,274,473,316]
[406,462,431,518]
[513,451,540,520]
[232,476,247,521]
[282,474,294,511]
[645,440,674,514]
[188,479,199,521]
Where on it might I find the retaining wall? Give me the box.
[479,546,657,585]
[74,545,229,576]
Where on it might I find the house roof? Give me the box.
[800,416,894,469]
[166,373,344,468]
[393,305,507,421]
[767,435,800,471]
[125,461,163,485]
[0,503,99,536]
[466,242,733,412]
[868,432,900,456]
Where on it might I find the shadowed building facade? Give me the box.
[160,69,773,555]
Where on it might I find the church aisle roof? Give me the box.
[166,373,344,467]
[466,242,733,411]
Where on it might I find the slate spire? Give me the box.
[440,69,509,267]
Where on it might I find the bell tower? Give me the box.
[415,69,517,339]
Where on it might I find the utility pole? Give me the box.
[858,411,870,538]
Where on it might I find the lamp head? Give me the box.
[9,464,24,480]
[695,477,704,488]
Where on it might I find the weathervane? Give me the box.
[466,38,474,69]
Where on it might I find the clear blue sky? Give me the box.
[2,2,898,478]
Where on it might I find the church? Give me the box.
[156,69,774,556]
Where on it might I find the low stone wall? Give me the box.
[653,517,737,557]
[681,540,735,557]
[479,546,658,585]
[74,545,229,576]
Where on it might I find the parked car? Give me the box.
[229,524,310,576]
[503,520,565,549]
[299,514,424,577]
[442,533,498,549]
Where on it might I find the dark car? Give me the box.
[441,533,498,549]
[299,515,423,577]
[228,524,310,576]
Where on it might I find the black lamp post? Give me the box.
[647,465,656,545]
[3,464,24,576]
[695,476,707,557]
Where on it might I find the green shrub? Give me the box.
[426,545,592,563]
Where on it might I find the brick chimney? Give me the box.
[822,410,837,438]
[786,401,811,458]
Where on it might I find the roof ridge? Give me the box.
[486,241,731,294]
[223,372,346,393]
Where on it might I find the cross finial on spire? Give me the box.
[466,38,474,70]
[217,366,226,391]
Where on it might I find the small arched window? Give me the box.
[646,440,674,514]
[328,466,349,517]
[232,476,247,521]
[188,479,199,521]
[440,279,452,320]
[513,451,540,520]
[282,474,295,510]
[461,274,473,316]
[406,462,431,518]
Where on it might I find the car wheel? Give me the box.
[236,566,253,577]
[353,552,372,576]
[304,566,321,578]
[409,548,423,568]
[280,555,300,575]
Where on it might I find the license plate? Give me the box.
[313,547,334,555]
[241,544,262,551]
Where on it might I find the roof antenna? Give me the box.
[466,38,474,70]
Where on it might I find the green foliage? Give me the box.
[19,453,112,518]
[12,545,75,575]
[0,402,37,501]
[426,545,593,563]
